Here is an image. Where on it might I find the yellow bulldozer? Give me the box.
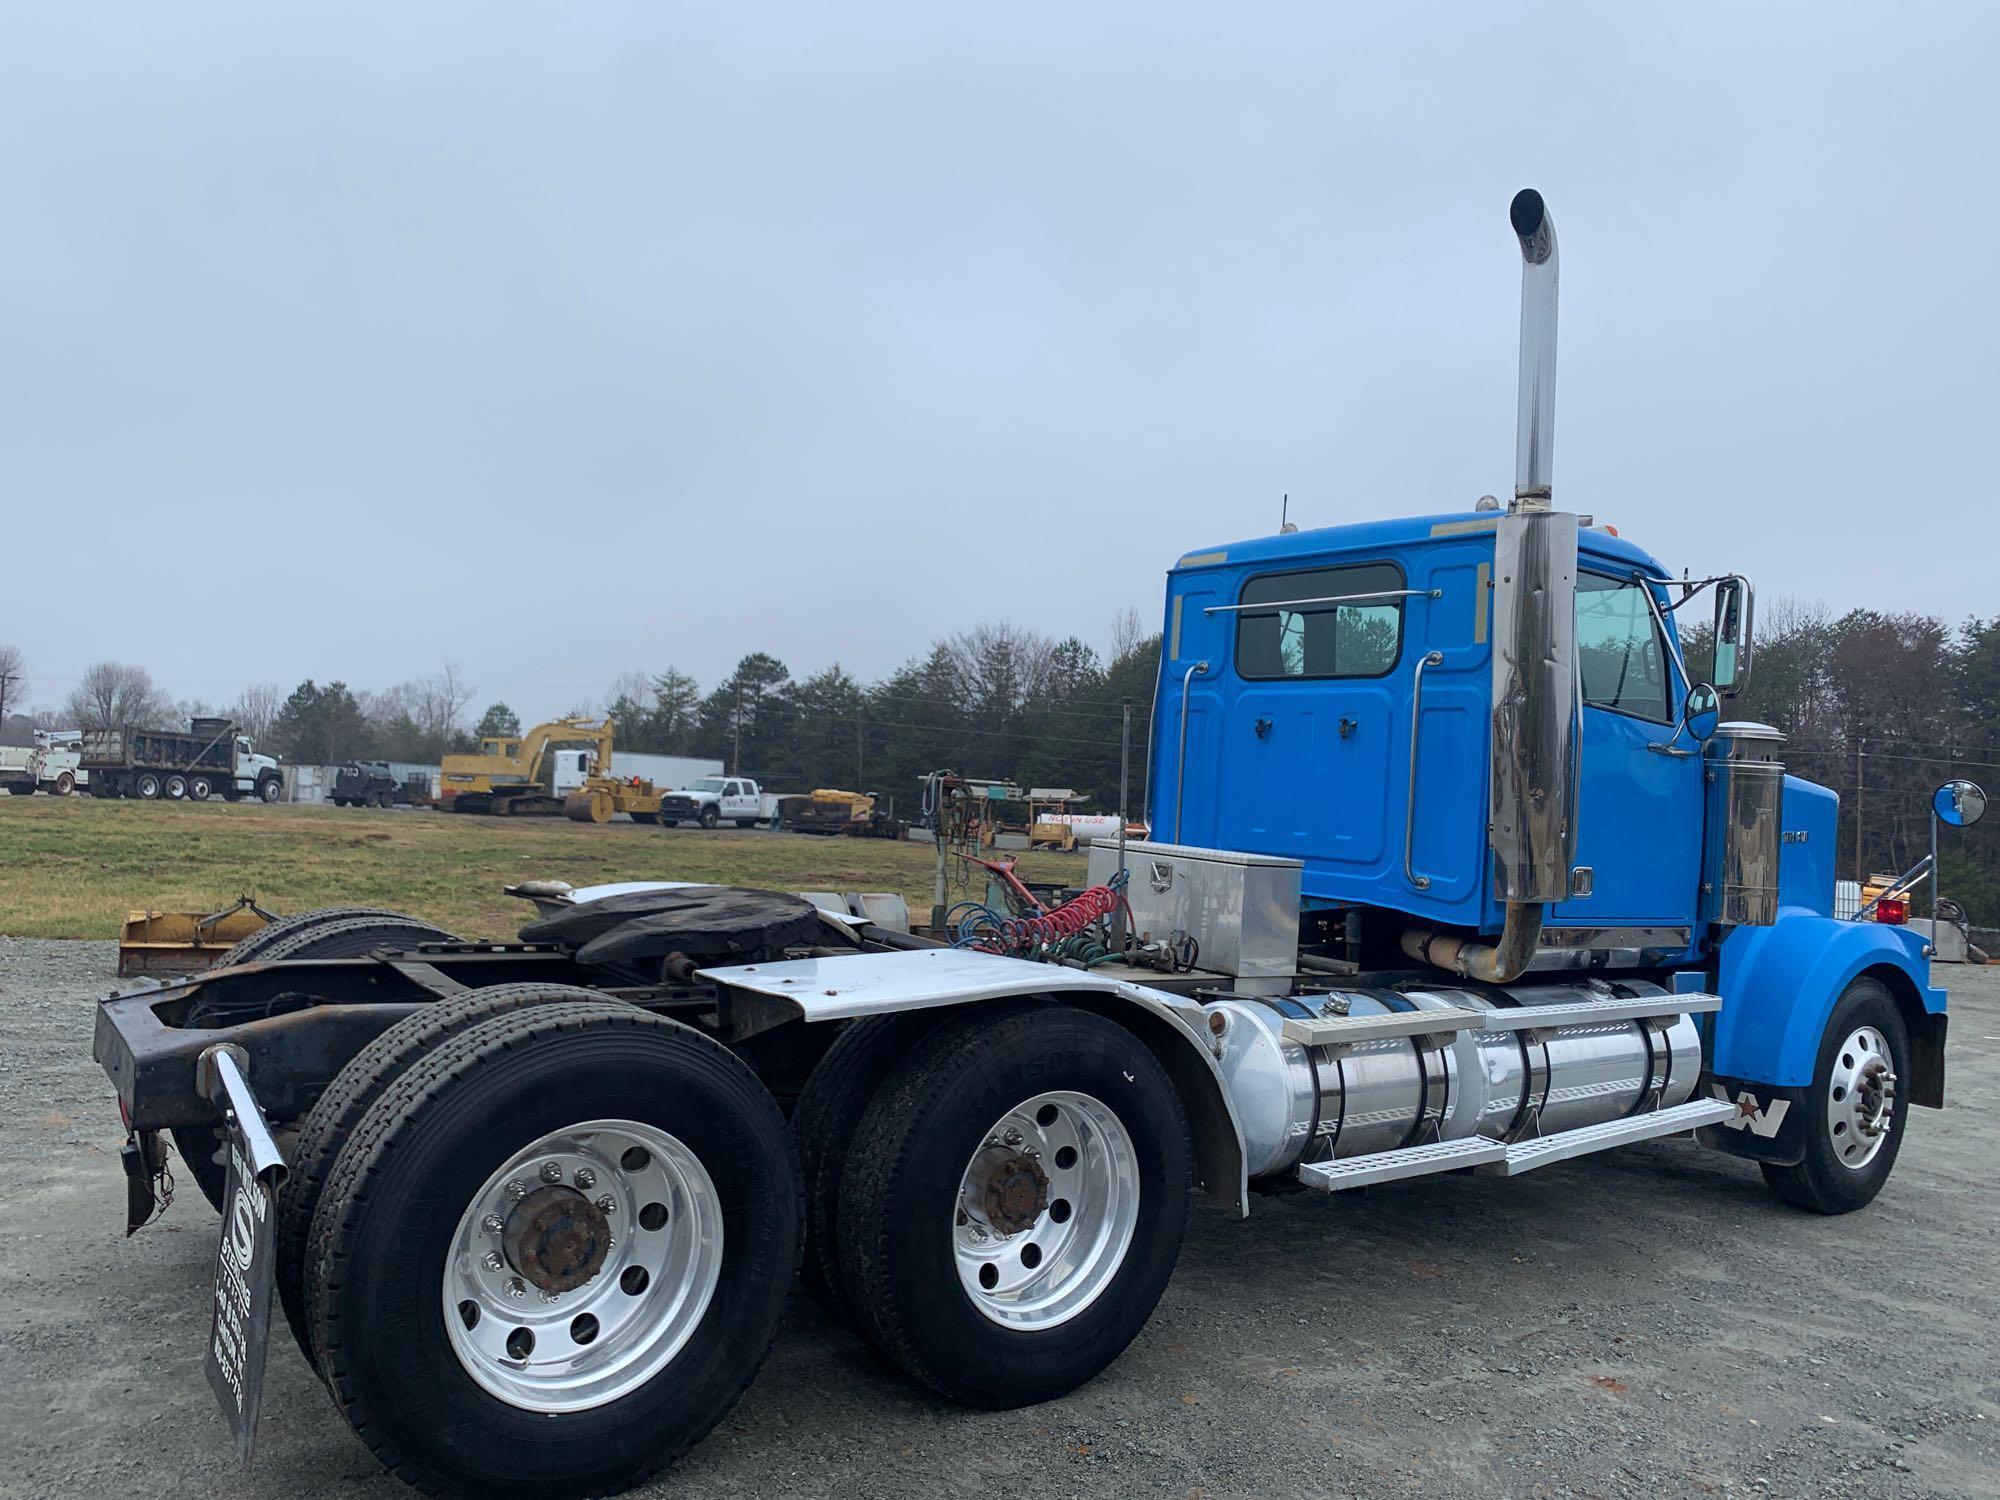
[439,716,668,822]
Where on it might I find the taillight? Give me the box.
[1873,897,1908,925]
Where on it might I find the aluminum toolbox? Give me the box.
[1085,838,1301,978]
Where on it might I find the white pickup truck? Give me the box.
[655,775,772,828]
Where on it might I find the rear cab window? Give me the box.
[1233,562,1406,680]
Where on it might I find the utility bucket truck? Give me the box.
[90,193,1949,1500]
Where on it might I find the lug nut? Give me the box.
[596,1195,617,1214]
[539,1290,560,1304]
[505,1277,527,1300]
[969,1225,989,1243]
[482,1214,505,1234]
[506,1179,529,1201]
[574,1168,597,1189]
[539,1161,564,1184]
[482,1251,504,1273]
[1002,1127,1024,1147]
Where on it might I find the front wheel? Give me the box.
[258,776,282,804]
[305,1002,799,1498]
[837,1003,1190,1408]
[698,805,719,829]
[1761,977,1908,1214]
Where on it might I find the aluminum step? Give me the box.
[1477,991,1723,1033]
[1291,1097,1738,1194]
[1494,1097,1738,1175]
[1294,1136,1507,1192]
[1280,1008,1485,1048]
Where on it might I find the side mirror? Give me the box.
[1712,576,1753,691]
[1933,779,1987,828]
[1683,683,1722,742]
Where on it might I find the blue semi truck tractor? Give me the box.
[91,192,1948,1499]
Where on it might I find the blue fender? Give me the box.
[1712,907,1946,1089]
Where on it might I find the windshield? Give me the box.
[687,778,725,792]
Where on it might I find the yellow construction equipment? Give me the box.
[563,776,667,824]
[116,894,276,977]
[440,715,676,823]
[777,788,906,838]
[440,717,615,816]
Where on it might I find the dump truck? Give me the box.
[81,717,282,802]
[88,192,1960,1500]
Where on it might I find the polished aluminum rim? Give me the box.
[951,1089,1139,1330]
[442,1118,722,1412]
[1827,1025,1896,1170]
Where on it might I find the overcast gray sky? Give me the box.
[2,4,1994,723]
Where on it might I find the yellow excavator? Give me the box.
[439,717,666,821]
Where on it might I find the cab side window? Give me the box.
[1577,572,1671,722]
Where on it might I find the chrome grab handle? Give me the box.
[1172,661,1209,841]
[1404,651,1445,891]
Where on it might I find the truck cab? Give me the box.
[1157,514,1723,939]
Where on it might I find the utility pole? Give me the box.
[0,671,15,729]
[1853,737,1865,883]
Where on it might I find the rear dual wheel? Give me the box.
[826,1003,1191,1408]
[303,1002,798,1499]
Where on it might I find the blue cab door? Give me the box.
[1549,571,1702,928]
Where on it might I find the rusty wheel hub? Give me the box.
[504,1185,612,1294]
[966,1147,1050,1237]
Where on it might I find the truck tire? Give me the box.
[134,772,161,800]
[188,775,213,801]
[276,983,615,1365]
[304,1002,799,1499]
[630,811,659,824]
[698,805,719,829]
[4,782,30,794]
[791,1012,950,1326]
[53,773,73,795]
[1761,977,1909,1215]
[164,773,188,800]
[214,906,459,971]
[258,775,283,804]
[248,913,461,965]
[836,1002,1190,1408]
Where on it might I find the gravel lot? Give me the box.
[3,938,1996,1499]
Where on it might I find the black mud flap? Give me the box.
[120,1130,164,1234]
[198,1048,287,1461]
[1695,1076,1810,1166]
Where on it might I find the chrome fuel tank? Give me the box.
[1211,979,1704,1180]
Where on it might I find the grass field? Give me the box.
[0,797,1087,940]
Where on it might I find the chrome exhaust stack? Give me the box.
[1404,190,1577,982]
[1510,188,1558,510]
